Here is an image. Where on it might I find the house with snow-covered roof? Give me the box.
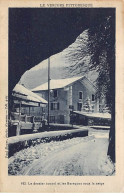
[32,76,99,124]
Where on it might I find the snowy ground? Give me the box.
[8,128,115,176]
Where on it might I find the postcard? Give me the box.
[0,0,124,193]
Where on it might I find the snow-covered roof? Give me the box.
[73,111,111,119]
[32,76,84,91]
[13,84,47,104]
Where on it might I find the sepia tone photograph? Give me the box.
[8,7,115,176]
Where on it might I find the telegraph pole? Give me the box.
[48,57,50,128]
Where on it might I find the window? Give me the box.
[42,107,45,113]
[92,94,95,101]
[51,102,59,110]
[79,91,83,99]
[77,102,82,111]
[31,107,34,111]
[53,89,58,98]
[50,116,55,123]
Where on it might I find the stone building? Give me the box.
[32,76,99,124]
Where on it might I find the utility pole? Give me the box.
[48,57,50,128]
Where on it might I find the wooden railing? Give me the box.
[10,112,43,123]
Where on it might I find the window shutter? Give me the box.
[79,91,83,99]
[77,103,79,111]
[53,90,58,98]
[57,102,59,110]
[51,103,53,110]
[92,94,95,101]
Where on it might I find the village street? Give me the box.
[8,129,114,176]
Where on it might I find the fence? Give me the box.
[10,112,43,123]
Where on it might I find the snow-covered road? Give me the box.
[25,130,114,176]
[8,129,115,176]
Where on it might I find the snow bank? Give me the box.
[8,134,115,176]
[8,127,88,145]
[8,127,88,157]
[89,125,110,130]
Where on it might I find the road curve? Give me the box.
[25,135,112,176]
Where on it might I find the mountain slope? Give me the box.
[20,30,98,89]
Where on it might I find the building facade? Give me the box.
[32,76,99,124]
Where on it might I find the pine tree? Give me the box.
[83,97,92,113]
[66,15,115,162]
